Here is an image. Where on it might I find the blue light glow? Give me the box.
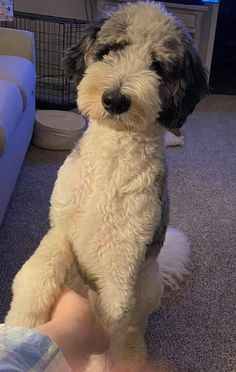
[202,0,220,3]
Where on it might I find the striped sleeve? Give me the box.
[0,324,70,371]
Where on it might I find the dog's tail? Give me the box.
[158,228,191,290]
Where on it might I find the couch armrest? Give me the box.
[0,28,35,65]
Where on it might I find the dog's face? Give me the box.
[64,2,208,132]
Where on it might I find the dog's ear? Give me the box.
[63,18,106,84]
[159,44,208,129]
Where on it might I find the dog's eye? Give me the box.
[150,61,165,77]
[95,43,124,60]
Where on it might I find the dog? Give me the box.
[6,2,208,370]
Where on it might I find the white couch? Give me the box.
[0,28,36,224]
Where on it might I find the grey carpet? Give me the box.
[0,95,235,371]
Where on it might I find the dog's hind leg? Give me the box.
[123,228,191,360]
[133,258,163,331]
[5,227,74,328]
[124,259,163,359]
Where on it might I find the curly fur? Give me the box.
[6,2,207,370]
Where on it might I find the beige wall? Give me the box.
[14,0,97,21]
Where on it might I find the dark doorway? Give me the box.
[210,0,236,94]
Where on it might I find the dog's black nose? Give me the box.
[102,90,131,115]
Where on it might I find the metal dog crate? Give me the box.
[2,12,89,109]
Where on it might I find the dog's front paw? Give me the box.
[5,310,47,328]
[5,263,53,327]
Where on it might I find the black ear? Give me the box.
[63,19,106,84]
[159,46,209,129]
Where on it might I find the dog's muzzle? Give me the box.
[102,90,131,115]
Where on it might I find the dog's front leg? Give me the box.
[97,254,140,334]
[85,252,142,372]
[5,227,74,328]
[86,284,136,372]
[98,278,135,331]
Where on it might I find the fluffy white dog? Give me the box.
[6,2,208,370]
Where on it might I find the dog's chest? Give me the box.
[50,124,164,230]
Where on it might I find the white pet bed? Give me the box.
[33,110,86,150]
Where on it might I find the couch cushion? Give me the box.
[0,55,36,111]
[0,79,23,155]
